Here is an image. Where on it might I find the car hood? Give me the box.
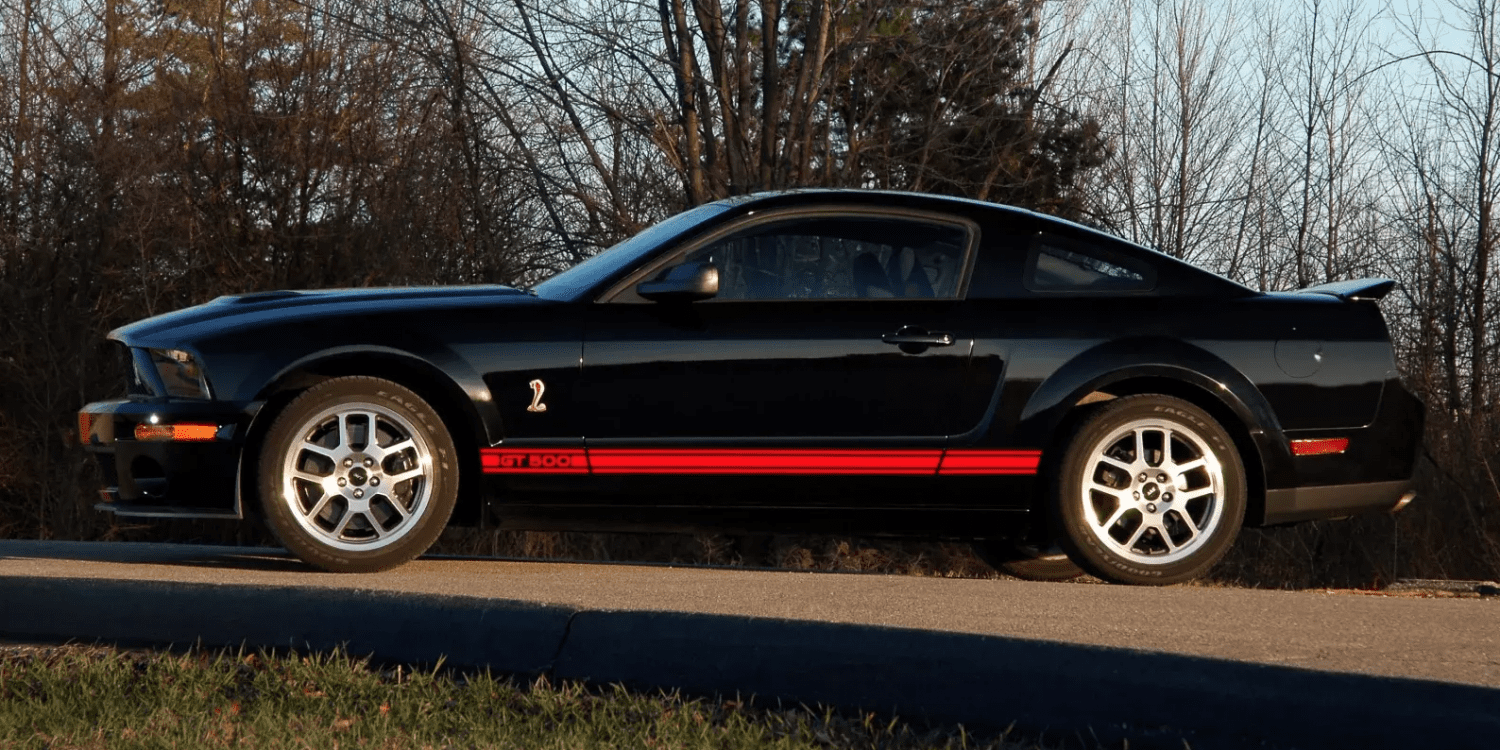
[111,285,534,347]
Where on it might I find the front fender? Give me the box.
[255,343,503,445]
[171,310,503,447]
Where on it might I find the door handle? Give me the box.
[881,327,955,347]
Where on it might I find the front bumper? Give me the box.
[79,397,259,518]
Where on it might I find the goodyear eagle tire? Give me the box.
[258,377,458,573]
[1053,395,1245,586]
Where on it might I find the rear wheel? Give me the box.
[1053,395,1245,585]
[258,377,458,573]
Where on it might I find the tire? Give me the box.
[1052,394,1245,586]
[258,377,459,573]
[972,540,1086,582]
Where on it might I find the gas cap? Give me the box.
[1275,339,1323,378]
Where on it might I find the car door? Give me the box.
[574,207,979,504]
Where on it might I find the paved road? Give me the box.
[3,540,1498,749]
[2,539,1496,686]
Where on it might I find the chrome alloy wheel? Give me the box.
[279,401,433,552]
[1077,417,1226,566]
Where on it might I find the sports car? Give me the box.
[78,189,1424,584]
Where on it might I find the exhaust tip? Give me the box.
[1391,491,1416,514]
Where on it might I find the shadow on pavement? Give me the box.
[0,540,308,572]
[0,574,1492,750]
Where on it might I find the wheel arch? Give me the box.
[1067,377,1266,528]
[1016,338,1289,530]
[240,348,495,526]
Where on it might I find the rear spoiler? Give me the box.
[1295,278,1396,302]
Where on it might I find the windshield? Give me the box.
[533,202,735,301]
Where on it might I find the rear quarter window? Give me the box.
[1024,234,1155,293]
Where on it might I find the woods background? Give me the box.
[2,0,1496,586]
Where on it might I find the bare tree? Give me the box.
[1067,0,1250,264]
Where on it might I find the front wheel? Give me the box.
[1052,395,1245,586]
[258,377,459,573]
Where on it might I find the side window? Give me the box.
[679,216,968,301]
[1025,236,1152,292]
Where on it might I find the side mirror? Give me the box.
[637,261,720,302]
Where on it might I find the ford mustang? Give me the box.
[78,190,1423,584]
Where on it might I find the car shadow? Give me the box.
[0,539,307,573]
[0,568,1493,750]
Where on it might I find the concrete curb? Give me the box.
[4,576,1496,749]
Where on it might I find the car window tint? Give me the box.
[1028,241,1149,291]
[682,217,967,301]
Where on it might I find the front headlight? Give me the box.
[147,348,211,399]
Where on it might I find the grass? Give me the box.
[0,643,1055,750]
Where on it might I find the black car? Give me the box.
[78,190,1423,584]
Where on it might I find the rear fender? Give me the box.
[1016,338,1295,516]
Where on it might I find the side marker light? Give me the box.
[135,423,219,442]
[1290,438,1349,456]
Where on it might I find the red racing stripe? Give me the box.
[937,449,1042,475]
[588,448,943,475]
[480,447,1042,476]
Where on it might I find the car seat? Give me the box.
[854,253,895,298]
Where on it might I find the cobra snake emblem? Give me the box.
[526,379,548,413]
